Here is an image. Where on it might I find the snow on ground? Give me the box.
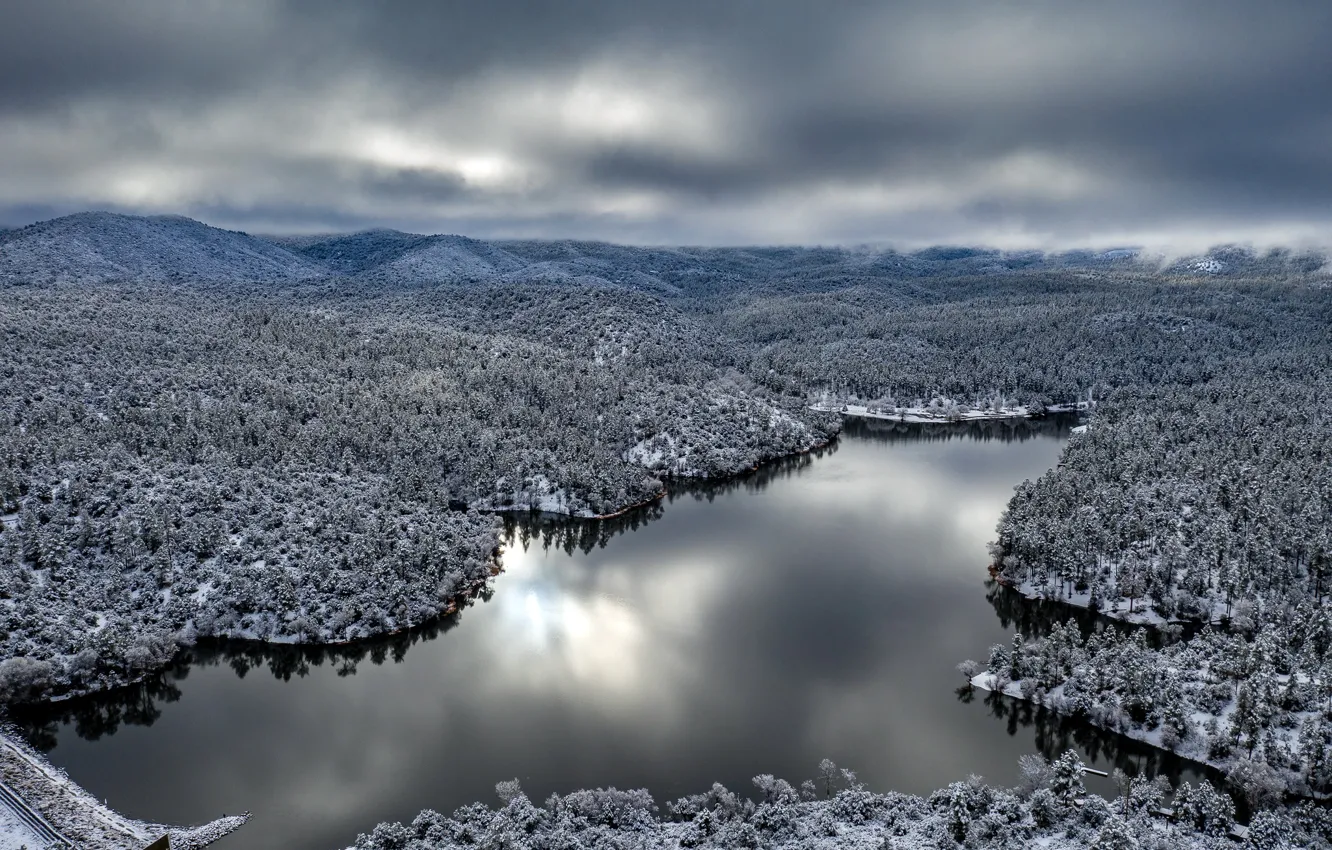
[169,815,251,850]
[971,628,1325,793]
[624,431,681,472]
[623,392,829,480]
[1008,578,1173,627]
[0,729,247,849]
[0,809,42,850]
[190,581,215,604]
[970,671,1186,758]
[476,474,604,517]
[813,402,1047,423]
[1007,559,1237,628]
[972,668,1229,775]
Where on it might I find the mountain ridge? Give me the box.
[0,211,329,285]
[1,211,1324,287]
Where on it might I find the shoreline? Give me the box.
[974,573,1319,801]
[9,553,506,708]
[967,670,1247,798]
[0,726,247,849]
[483,428,842,521]
[811,400,1090,424]
[989,571,1199,629]
[486,488,668,521]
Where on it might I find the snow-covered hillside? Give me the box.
[0,213,325,284]
[283,230,528,280]
[7,212,1326,289]
[366,234,528,282]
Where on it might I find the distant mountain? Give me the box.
[278,230,527,279]
[360,234,527,281]
[1,212,1324,286]
[1162,245,1328,277]
[0,212,324,284]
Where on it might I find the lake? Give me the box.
[13,416,1210,850]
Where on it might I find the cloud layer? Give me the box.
[3,0,1331,247]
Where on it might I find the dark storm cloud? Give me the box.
[0,2,280,112]
[2,0,1331,247]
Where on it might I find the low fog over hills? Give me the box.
[3,212,1326,288]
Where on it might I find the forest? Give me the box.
[982,349,1332,797]
[0,213,1330,846]
[348,753,1332,850]
[0,279,836,702]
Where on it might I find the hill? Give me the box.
[0,212,324,284]
[3,212,1326,289]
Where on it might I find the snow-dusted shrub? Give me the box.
[0,657,55,702]
[1226,758,1285,811]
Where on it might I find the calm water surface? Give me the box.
[17,418,1209,850]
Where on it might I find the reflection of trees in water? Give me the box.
[671,441,829,500]
[502,414,1080,557]
[503,501,667,557]
[14,672,185,753]
[10,613,464,752]
[985,579,1193,649]
[961,685,1223,790]
[984,579,1103,640]
[501,442,833,556]
[841,412,1078,444]
[974,581,1219,789]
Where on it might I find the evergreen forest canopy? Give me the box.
[350,754,1332,850]
[1,213,1331,841]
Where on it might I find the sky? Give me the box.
[3,0,1331,248]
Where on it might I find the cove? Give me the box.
[11,416,1211,850]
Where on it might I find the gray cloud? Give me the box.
[2,0,1331,248]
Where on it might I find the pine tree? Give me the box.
[1048,751,1085,801]
[1009,633,1025,680]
